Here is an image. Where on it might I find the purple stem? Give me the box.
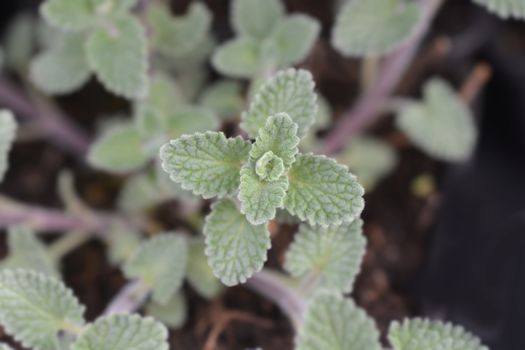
[321,0,444,155]
[103,280,150,315]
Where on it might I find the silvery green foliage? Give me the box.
[296,292,382,350]
[203,199,271,286]
[472,0,525,19]
[2,226,58,278]
[30,31,91,95]
[41,0,100,31]
[396,78,477,162]
[285,220,366,293]
[242,69,318,138]
[332,0,421,57]
[0,344,13,350]
[85,15,148,99]
[71,314,168,350]
[0,110,17,183]
[186,238,223,299]
[148,2,211,58]
[388,318,489,350]
[160,132,251,199]
[105,226,141,266]
[337,135,398,190]
[146,291,187,329]
[117,171,166,213]
[284,154,364,227]
[200,80,244,121]
[124,233,188,305]
[0,269,85,350]
[212,0,319,78]
[87,122,148,174]
[300,95,332,152]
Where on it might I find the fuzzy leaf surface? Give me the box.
[71,314,168,350]
[200,80,244,121]
[0,269,85,350]
[242,68,317,138]
[388,318,489,350]
[285,220,366,293]
[396,78,477,162]
[284,154,365,226]
[472,0,525,19]
[296,292,382,350]
[117,172,165,213]
[160,132,251,199]
[87,122,147,174]
[124,234,187,305]
[186,238,223,299]
[30,32,90,95]
[332,0,421,57]
[204,199,271,286]
[231,0,284,39]
[146,291,187,329]
[0,110,17,183]
[212,37,264,78]
[86,15,148,99]
[40,0,96,31]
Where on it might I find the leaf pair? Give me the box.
[36,0,148,98]
[212,0,320,78]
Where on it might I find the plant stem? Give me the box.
[321,0,445,155]
[103,280,151,315]
[49,231,91,261]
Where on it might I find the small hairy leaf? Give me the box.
[4,226,58,278]
[231,0,285,39]
[212,37,265,78]
[337,135,398,190]
[332,0,421,57]
[242,68,318,138]
[285,220,366,293]
[284,154,365,227]
[71,314,168,350]
[86,15,148,99]
[40,0,96,31]
[148,2,211,58]
[0,269,85,350]
[296,292,382,350]
[264,14,320,67]
[117,172,166,213]
[146,291,187,329]
[160,132,251,199]
[239,163,289,225]
[204,199,271,286]
[472,0,525,19]
[388,318,489,350]
[105,226,141,266]
[30,32,91,95]
[396,78,477,162]
[166,106,219,140]
[88,122,148,174]
[186,238,223,299]
[124,234,188,305]
[200,80,244,121]
[0,110,17,183]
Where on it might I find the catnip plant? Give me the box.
[0,0,516,348]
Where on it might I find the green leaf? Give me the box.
[159,132,251,199]
[86,15,149,99]
[396,78,477,162]
[242,68,318,138]
[0,269,85,350]
[231,0,285,39]
[148,2,211,58]
[117,172,166,213]
[3,14,35,73]
[0,110,17,183]
[186,238,223,299]
[200,80,244,121]
[124,233,188,305]
[0,344,14,350]
[105,226,141,266]
[146,291,187,329]
[284,220,366,293]
[296,292,382,350]
[30,32,91,95]
[239,163,289,225]
[284,154,365,227]
[71,314,168,350]
[166,106,219,140]
[472,0,525,19]
[87,122,148,174]
[40,0,97,31]
[388,318,489,350]
[4,226,58,278]
[337,135,398,190]
[212,37,265,79]
[332,0,421,57]
[264,14,320,66]
[203,199,271,286]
